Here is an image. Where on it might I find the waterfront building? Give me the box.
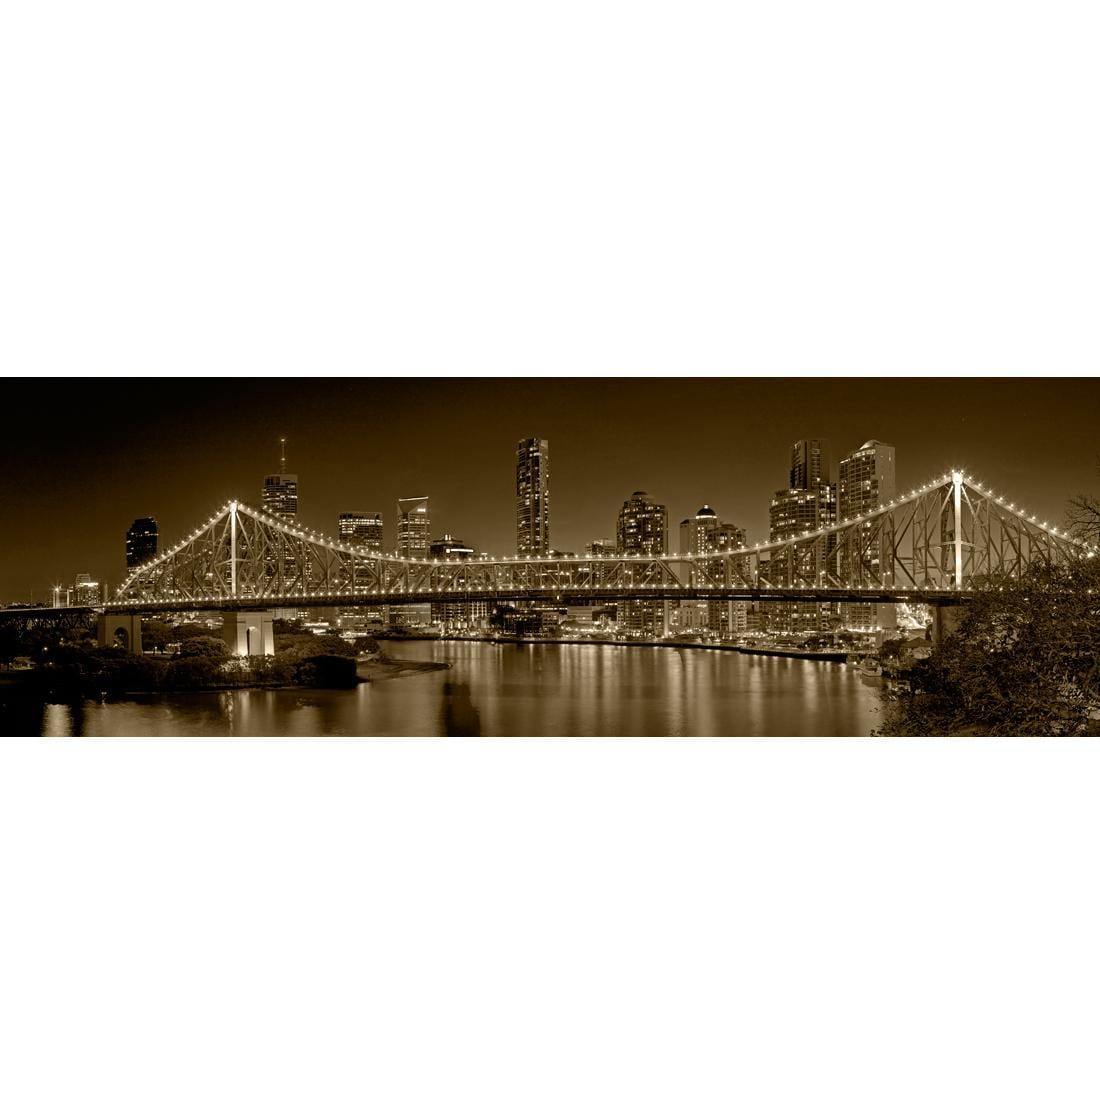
[838,439,897,632]
[516,437,551,557]
[338,512,384,550]
[428,535,487,632]
[397,497,431,559]
[262,437,299,521]
[73,573,101,606]
[763,439,839,634]
[679,507,748,635]
[125,517,158,568]
[616,491,668,638]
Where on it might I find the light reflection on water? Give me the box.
[12,641,882,737]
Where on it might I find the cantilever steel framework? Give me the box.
[109,471,1091,613]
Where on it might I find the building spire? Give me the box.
[280,436,287,473]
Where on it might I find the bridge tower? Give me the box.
[222,611,276,656]
[97,613,142,652]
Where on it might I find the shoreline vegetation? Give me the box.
[0,622,449,701]
[0,623,874,704]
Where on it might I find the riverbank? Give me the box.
[378,633,853,662]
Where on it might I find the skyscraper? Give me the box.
[679,504,719,554]
[338,512,384,550]
[263,437,299,521]
[679,506,748,634]
[616,492,668,638]
[838,439,897,631]
[789,438,832,490]
[838,440,896,517]
[516,437,550,557]
[763,438,838,633]
[617,491,667,556]
[397,497,431,559]
[125,517,158,567]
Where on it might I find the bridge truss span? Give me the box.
[109,472,1092,613]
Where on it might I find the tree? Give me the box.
[293,654,359,688]
[166,656,226,690]
[142,620,174,652]
[880,557,1100,736]
[176,636,230,663]
[1067,456,1100,548]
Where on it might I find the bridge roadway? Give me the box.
[0,586,974,621]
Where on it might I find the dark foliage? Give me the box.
[881,558,1100,736]
[176,636,230,663]
[293,654,359,688]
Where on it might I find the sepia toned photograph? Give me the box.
[6,0,1100,1111]
[2,376,1097,738]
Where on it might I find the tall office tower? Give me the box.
[789,438,832,491]
[616,492,668,638]
[338,512,384,549]
[262,437,299,521]
[838,440,897,632]
[516,437,551,557]
[73,573,102,606]
[125,517,158,567]
[397,497,431,559]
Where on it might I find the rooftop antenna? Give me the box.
[280,436,287,473]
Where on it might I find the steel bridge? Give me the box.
[95,469,1087,614]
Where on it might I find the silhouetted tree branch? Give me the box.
[1067,456,1100,547]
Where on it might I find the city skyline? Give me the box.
[2,377,1098,602]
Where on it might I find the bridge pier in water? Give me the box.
[931,603,967,646]
[97,613,142,652]
[222,611,276,656]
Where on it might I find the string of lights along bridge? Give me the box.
[6,436,1091,656]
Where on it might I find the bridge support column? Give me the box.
[97,613,143,652]
[222,611,276,657]
[931,604,966,646]
[221,615,275,655]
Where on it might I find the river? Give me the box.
[3,640,883,737]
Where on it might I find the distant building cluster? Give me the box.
[81,430,898,646]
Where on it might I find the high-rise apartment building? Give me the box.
[789,438,832,491]
[678,506,748,635]
[338,512,384,550]
[679,505,719,554]
[397,497,431,559]
[838,440,897,631]
[263,437,299,520]
[763,439,838,633]
[616,492,668,638]
[516,437,551,557]
[125,517,158,568]
[838,440,896,517]
[428,535,485,631]
[617,491,667,556]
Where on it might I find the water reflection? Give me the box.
[6,641,882,737]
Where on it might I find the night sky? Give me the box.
[2,377,1097,602]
